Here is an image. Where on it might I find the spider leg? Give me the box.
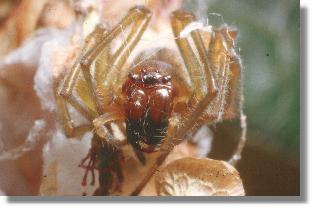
[80,6,152,105]
[56,25,110,137]
[93,112,125,142]
[58,25,109,121]
[212,28,246,165]
[55,89,91,136]
[209,27,242,120]
[60,90,96,121]
[171,10,218,106]
[79,25,110,114]
[169,10,221,141]
[55,83,93,137]
[205,26,247,165]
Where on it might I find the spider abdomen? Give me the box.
[122,60,176,152]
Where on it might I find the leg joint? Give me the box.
[58,89,70,99]
[80,58,91,71]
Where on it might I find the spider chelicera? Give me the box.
[56,5,242,196]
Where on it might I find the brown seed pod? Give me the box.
[155,157,245,196]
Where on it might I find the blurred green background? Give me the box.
[185,0,300,195]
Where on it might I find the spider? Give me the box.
[55,5,243,196]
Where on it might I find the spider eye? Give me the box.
[162,75,171,83]
[129,73,140,80]
[142,72,161,84]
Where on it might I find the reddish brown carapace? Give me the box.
[122,60,176,152]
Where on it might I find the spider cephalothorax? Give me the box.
[123,60,176,152]
[56,5,243,196]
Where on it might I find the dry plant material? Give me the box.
[0,0,75,195]
[155,157,245,196]
[0,0,48,57]
[0,0,75,58]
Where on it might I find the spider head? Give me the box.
[122,60,176,152]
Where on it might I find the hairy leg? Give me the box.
[171,10,218,106]
[79,25,110,114]
[207,27,247,165]
[80,6,152,104]
[55,83,93,137]
[57,25,109,121]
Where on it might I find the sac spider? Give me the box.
[56,6,243,195]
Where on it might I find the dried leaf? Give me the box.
[155,157,245,196]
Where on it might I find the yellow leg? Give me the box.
[93,112,125,140]
[171,10,218,105]
[58,25,109,120]
[80,25,110,114]
[80,6,152,100]
[55,88,93,137]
